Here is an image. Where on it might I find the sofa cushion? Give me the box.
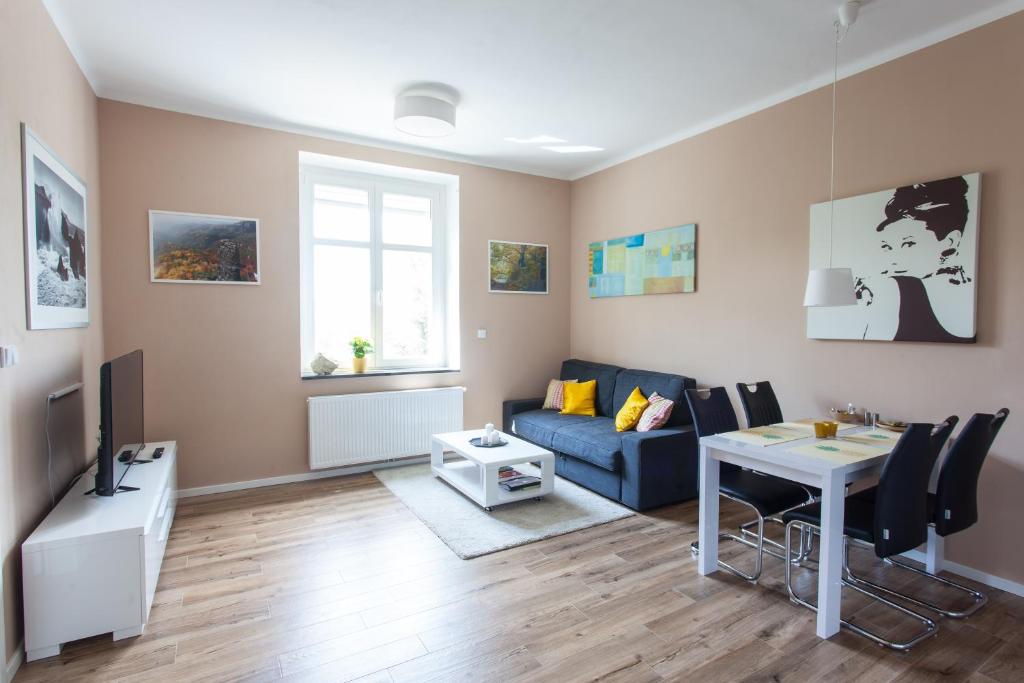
[550,417,622,472]
[613,369,696,427]
[560,359,622,417]
[511,409,592,448]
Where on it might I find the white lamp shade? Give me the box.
[803,267,857,307]
[394,94,456,137]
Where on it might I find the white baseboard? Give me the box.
[5,640,23,683]
[177,455,430,499]
[901,549,1024,598]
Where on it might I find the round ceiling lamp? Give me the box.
[394,85,457,137]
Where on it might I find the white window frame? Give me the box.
[299,153,459,374]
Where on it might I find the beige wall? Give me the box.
[98,100,571,491]
[0,0,103,660]
[570,13,1024,583]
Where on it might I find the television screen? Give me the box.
[97,350,144,495]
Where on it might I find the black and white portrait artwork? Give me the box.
[22,125,89,329]
[807,173,979,343]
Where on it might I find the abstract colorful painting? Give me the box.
[489,240,548,294]
[588,224,696,298]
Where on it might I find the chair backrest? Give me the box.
[735,381,783,428]
[933,409,1009,537]
[930,416,959,461]
[872,422,949,558]
[684,387,739,439]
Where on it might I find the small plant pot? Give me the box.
[352,357,367,373]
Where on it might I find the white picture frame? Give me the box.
[22,124,90,329]
[149,210,261,285]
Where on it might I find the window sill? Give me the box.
[301,367,461,380]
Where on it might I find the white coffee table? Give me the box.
[431,429,555,510]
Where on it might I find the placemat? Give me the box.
[789,439,887,463]
[776,418,858,433]
[719,425,807,447]
[838,429,901,447]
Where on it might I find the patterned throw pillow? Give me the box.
[542,379,577,410]
[637,391,674,431]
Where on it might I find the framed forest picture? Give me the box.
[488,240,548,294]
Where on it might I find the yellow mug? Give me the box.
[826,421,839,438]
[814,421,830,439]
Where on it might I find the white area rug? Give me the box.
[373,463,634,559]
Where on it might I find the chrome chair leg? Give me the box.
[691,498,766,582]
[739,517,812,563]
[841,547,987,618]
[784,521,939,651]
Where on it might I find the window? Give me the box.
[300,154,459,374]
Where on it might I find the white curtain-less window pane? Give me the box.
[382,193,432,247]
[313,244,371,364]
[314,185,370,241]
[382,250,433,360]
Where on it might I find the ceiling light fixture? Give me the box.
[504,135,567,144]
[804,1,860,308]
[394,85,458,137]
[541,145,604,154]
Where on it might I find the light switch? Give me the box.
[0,345,19,368]
[476,329,487,339]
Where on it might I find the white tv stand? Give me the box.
[21,441,177,662]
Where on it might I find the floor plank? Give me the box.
[13,472,1024,682]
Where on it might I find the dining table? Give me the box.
[696,421,946,639]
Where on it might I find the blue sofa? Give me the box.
[502,359,698,511]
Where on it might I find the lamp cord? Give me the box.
[828,22,840,268]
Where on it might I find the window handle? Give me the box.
[376,290,383,306]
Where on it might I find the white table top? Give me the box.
[433,429,551,465]
[700,425,894,483]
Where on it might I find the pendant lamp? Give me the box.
[804,2,860,308]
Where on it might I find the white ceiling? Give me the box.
[45,0,1024,180]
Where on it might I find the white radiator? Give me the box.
[308,387,465,469]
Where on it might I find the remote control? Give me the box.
[153,447,165,459]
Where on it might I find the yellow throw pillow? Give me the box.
[561,380,598,417]
[615,386,650,432]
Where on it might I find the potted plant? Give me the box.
[349,336,373,373]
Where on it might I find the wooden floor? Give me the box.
[14,473,1024,683]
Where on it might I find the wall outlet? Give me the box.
[0,345,18,368]
[476,329,487,339]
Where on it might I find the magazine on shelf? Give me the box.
[499,475,541,492]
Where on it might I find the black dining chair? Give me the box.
[736,381,784,428]
[846,409,1008,618]
[734,380,819,552]
[685,387,811,582]
[781,419,957,651]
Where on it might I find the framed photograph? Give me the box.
[22,124,89,329]
[807,173,980,343]
[588,223,696,298]
[488,240,548,294]
[149,210,260,284]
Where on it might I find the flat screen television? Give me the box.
[95,350,145,496]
